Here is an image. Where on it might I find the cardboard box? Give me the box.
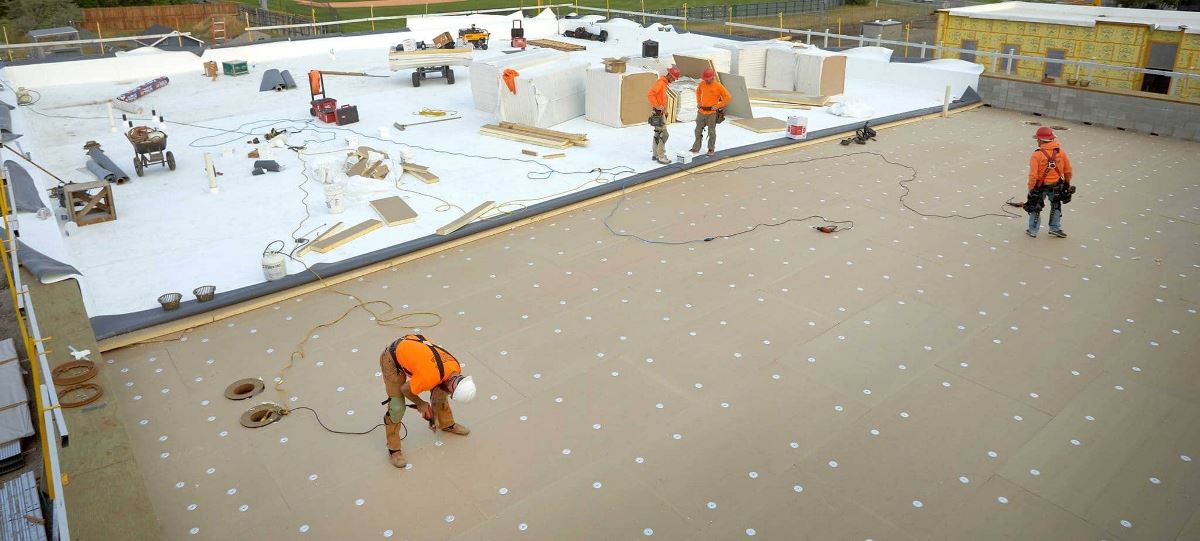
[602,57,629,74]
[432,31,454,49]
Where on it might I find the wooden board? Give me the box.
[730,117,788,133]
[370,196,418,226]
[402,163,439,184]
[310,219,382,253]
[296,222,344,256]
[748,88,831,107]
[496,122,588,144]
[673,54,715,80]
[619,72,659,126]
[479,126,573,149]
[528,39,585,52]
[717,71,753,119]
[437,201,495,235]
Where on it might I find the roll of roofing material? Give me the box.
[86,146,130,183]
[86,159,117,183]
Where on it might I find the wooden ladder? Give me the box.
[211,18,227,44]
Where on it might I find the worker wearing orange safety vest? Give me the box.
[691,68,731,157]
[647,66,681,165]
[1024,126,1074,238]
[379,334,477,468]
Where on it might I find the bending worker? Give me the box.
[647,66,681,165]
[691,68,730,157]
[379,334,476,468]
[1025,126,1073,238]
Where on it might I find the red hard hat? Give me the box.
[701,68,716,81]
[1033,126,1055,141]
[666,66,681,80]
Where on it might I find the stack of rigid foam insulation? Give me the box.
[715,41,793,88]
[584,66,660,128]
[668,78,699,123]
[497,58,590,128]
[763,45,846,97]
[470,49,568,113]
[0,339,33,451]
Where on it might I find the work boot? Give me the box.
[1048,230,1068,238]
[689,147,700,154]
[1025,230,1037,238]
[706,150,716,157]
[442,423,470,436]
[655,157,672,165]
[388,449,407,468]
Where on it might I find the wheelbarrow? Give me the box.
[126,126,175,177]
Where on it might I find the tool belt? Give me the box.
[648,110,664,127]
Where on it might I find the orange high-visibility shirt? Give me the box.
[1028,141,1072,190]
[392,335,461,395]
[695,79,731,112]
[647,76,670,110]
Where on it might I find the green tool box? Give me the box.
[222,60,249,76]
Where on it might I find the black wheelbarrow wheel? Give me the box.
[446,69,455,84]
[133,156,144,177]
[412,72,421,87]
[166,151,176,171]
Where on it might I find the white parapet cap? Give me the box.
[940,1,1200,34]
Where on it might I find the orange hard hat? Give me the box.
[666,66,681,80]
[701,68,716,81]
[1033,126,1055,141]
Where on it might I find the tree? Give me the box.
[3,0,83,34]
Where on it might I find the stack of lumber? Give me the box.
[666,79,699,123]
[748,88,831,108]
[528,39,586,52]
[388,48,474,71]
[401,162,438,184]
[479,122,588,149]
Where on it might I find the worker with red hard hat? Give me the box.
[691,68,731,157]
[1024,126,1074,238]
[647,66,681,165]
[379,334,476,468]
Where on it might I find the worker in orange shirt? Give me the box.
[1024,126,1074,238]
[691,68,731,157]
[647,66,681,165]
[379,334,477,468]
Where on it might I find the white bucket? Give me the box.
[786,115,808,140]
[262,242,287,281]
[324,183,345,214]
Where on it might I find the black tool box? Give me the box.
[335,105,359,126]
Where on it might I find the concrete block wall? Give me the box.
[978,75,1200,141]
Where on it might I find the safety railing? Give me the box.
[0,148,70,540]
[0,30,196,62]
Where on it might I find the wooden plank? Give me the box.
[401,162,438,183]
[747,88,831,106]
[370,196,419,226]
[543,153,566,159]
[437,201,495,235]
[296,222,344,257]
[479,127,572,149]
[528,39,586,52]
[310,219,382,253]
[730,117,788,133]
[496,122,588,144]
[521,149,538,156]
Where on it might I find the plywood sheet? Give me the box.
[619,72,658,126]
[717,71,753,119]
[730,116,787,133]
[369,196,418,226]
[673,54,715,80]
[820,55,847,97]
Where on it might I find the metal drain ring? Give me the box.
[224,378,265,400]
[240,404,283,428]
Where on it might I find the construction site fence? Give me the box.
[640,0,846,20]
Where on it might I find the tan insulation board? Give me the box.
[730,116,787,133]
[309,219,382,253]
[369,196,418,226]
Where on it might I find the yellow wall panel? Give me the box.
[1106,80,1134,90]
[1024,37,1043,52]
[1042,25,1060,39]
[1113,44,1139,64]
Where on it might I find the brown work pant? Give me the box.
[692,112,717,153]
[652,123,669,161]
[379,351,455,452]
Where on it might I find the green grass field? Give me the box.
[232,0,925,34]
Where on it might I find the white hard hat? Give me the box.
[451,375,476,402]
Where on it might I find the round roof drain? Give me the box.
[53,360,98,386]
[225,378,265,400]
[240,403,285,428]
